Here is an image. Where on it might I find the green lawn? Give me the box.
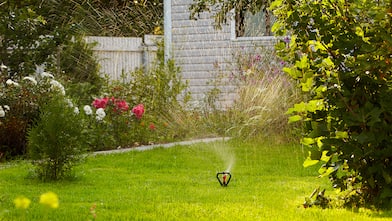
[0,139,391,220]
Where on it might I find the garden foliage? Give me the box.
[226,46,301,140]
[272,0,392,208]
[97,44,191,143]
[83,96,149,151]
[0,69,64,158]
[190,0,268,29]
[27,94,87,181]
[0,2,103,102]
[1,39,190,159]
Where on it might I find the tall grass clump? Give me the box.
[227,46,303,141]
[157,46,303,142]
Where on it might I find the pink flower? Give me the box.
[132,104,144,119]
[114,100,129,112]
[92,97,109,109]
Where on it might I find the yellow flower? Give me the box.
[39,192,59,209]
[14,196,31,209]
[153,26,163,35]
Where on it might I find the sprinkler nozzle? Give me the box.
[216,171,232,187]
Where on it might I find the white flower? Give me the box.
[66,98,74,108]
[0,63,7,71]
[23,76,38,85]
[6,79,19,87]
[3,105,10,112]
[74,107,80,115]
[96,108,106,121]
[0,107,5,118]
[41,72,54,78]
[83,105,93,115]
[50,79,65,95]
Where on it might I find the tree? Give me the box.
[272,0,392,208]
[191,0,392,209]
[0,1,102,84]
[0,1,102,157]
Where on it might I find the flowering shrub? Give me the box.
[92,97,109,109]
[83,96,150,150]
[0,66,67,158]
[92,97,130,113]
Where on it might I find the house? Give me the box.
[167,0,277,108]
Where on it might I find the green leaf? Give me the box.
[296,55,310,69]
[315,85,327,97]
[283,67,302,78]
[303,157,319,168]
[306,99,325,112]
[355,26,364,38]
[286,102,307,114]
[270,0,283,9]
[316,137,324,148]
[320,151,330,162]
[271,21,283,33]
[318,166,335,177]
[301,77,313,92]
[308,40,327,52]
[335,131,348,139]
[310,150,322,160]
[380,187,392,199]
[322,57,334,68]
[301,138,315,146]
[288,115,302,123]
[383,170,392,184]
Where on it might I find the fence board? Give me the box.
[85,35,161,80]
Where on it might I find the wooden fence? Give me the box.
[85,35,162,80]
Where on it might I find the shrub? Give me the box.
[0,68,63,158]
[94,43,191,143]
[84,97,147,150]
[121,43,190,117]
[27,94,87,181]
[272,0,392,208]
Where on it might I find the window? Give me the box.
[233,9,276,39]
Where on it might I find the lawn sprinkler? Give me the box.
[216,171,232,187]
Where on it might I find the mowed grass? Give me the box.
[0,139,391,220]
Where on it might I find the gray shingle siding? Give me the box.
[171,0,275,108]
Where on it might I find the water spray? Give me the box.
[216,171,232,187]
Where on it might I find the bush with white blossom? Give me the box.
[0,65,67,158]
